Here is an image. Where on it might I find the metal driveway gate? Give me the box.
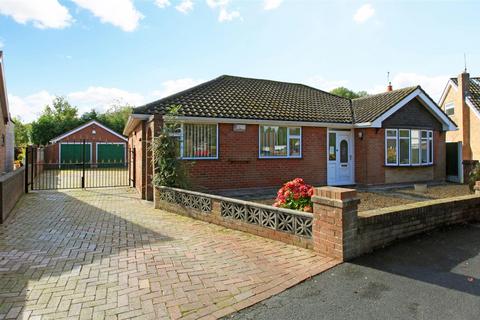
[25,140,136,191]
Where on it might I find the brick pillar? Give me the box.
[311,186,360,261]
[475,181,480,195]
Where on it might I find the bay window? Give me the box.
[259,126,302,158]
[177,123,218,159]
[385,129,433,166]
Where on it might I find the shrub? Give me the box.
[152,105,192,188]
[273,178,314,212]
[468,162,480,193]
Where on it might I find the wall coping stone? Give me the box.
[311,195,360,208]
[0,166,24,182]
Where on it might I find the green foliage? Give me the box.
[29,97,132,146]
[13,117,31,147]
[152,105,191,188]
[31,97,81,145]
[468,163,480,192]
[330,87,368,99]
[81,105,132,134]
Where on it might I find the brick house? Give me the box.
[45,120,127,165]
[0,51,14,174]
[123,75,457,200]
[439,71,480,177]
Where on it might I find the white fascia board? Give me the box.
[123,114,150,136]
[438,80,457,106]
[51,120,127,143]
[162,116,354,129]
[370,88,457,131]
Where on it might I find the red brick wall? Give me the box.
[185,124,327,190]
[45,122,127,164]
[354,128,386,185]
[129,122,145,196]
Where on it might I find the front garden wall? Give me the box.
[155,186,313,249]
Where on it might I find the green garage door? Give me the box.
[97,144,125,167]
[60,144,91,167]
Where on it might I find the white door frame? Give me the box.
[327,128,355,186]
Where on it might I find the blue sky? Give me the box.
[1,0,479,122]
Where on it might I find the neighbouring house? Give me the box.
[0,51,23,224]
[0,51,14,173]
[123,75,457,200]
[439,71,480,180]
[45,120,128,166]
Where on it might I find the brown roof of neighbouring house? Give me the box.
[451,77,480,113]
[134,75,439,125]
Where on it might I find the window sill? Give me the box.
[384,164,434,168]
[258,156,303,160]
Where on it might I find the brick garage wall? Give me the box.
[186,124,327,190]
[0,167,25,223]
[311,185,480,261]
[154,187,312,249]
[46,122,127,164]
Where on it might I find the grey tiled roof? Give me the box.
[451,77,480,113]
[351,86,418,123]
[134,75,437,125]
[134,75,353,123]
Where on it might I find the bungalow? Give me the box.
[123,75,457,200]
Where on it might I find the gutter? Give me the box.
[123,114,150,136]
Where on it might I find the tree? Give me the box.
[330,87,368,99]
[31,97,81,145]
[96,104,132,134]
[13,117,31,147]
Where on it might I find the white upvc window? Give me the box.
[385,129,433,166]
[259,126,302,158]
[176,123,218,159]
[385,129,398,165]
[445,102,455,116]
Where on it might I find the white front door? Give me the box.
[327,130,354,185]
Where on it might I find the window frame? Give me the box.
[176,123,219,160]
[445,102,455,116]
[385,129,399,166]
[385,128,434,166]
[258,125,302,159]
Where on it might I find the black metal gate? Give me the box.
[446,142,462,183]
[24,140,136,191]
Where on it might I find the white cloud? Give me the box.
[353,4,375,23]
[218,8,241,22]
[9,91,55,122]
[155,0,171,8]
[67,87,145,113]
[264,0,282,10]
[71,0,143,32]
[0,0,72,29]
[369,73,449,101]
[176,0,194,14]
[152,78,204,99]
[304,76,349,92]
[10,87,145,122]
[206,0,229,8]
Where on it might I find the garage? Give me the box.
[60,143,92,167]
[97,143,126,167]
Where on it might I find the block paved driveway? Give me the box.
[0,188,338,320]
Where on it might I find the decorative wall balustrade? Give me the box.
[157,186,313,238]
